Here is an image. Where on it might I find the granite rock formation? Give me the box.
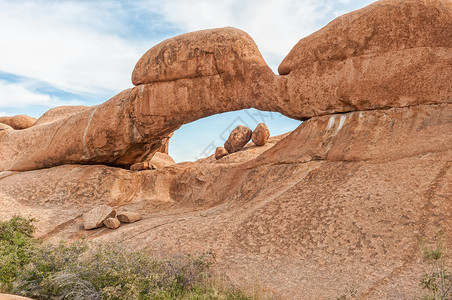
[1,0,450,172]
[0,0,451,299]
[0,115,36,130]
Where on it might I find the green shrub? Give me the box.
[0,216,257,299]
[419,231,452,300]
[0,215,37,290]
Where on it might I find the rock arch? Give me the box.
[0,0,451,172]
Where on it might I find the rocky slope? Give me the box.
[0,0,451,299]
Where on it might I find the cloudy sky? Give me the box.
[0,0,375,162]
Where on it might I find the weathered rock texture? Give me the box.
[130,152,175,171]
[251,123,269,146]
[103,217,121,229]
[1,104,450,299]
[117,212,142,223]
[224,125,252,153]
[0,115,36,130]
[278,0,452,118]
[215,147,229,160]
[83,205,116,230]
[34,106,91,126]
[0,1,452,299]
[0,0,451,172]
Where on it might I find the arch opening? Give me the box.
[168,108,302,163]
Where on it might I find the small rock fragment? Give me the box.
[83,205,116,230]
[224,125,252,153]
[103,217,121,229]
[252,123,270,146]
[215,147,229,160]
[117,212,142,223]
[130,161,150,171]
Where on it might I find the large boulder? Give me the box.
[83,205,116,230]
[251,123,270,146]
[279,0,452,75]
[132,27,269,85]
[224,125,252,153]
[0,115,36,130]
[117,212,142,223]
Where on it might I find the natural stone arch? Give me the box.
[0,0,451,172]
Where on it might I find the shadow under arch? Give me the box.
[169,108,302,163]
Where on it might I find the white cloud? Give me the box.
[0,1,152,98]
[0,81,82,108]
[144,0,376,72]
[144,0,330,71]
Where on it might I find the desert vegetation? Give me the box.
[419,231,452,300]
[0,216,256,299]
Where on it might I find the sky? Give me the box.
[0,0,376,162]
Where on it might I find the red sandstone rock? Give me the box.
[224,125,252,153]
[251,123,269,146]
[215,147,229,160]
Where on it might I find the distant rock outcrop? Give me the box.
[0,115,36,130]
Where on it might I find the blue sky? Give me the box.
[0,0,375,162]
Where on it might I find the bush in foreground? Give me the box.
[0,216,255,299]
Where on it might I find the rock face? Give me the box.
[103,217,121,229]
[130,152,175,171]
[277,0,452,118]
[117,212,142,223]
[0,0,451,172]
[251,123,269,146]
[0,115,36,130]
[224,125,252,153]
[82,205,116,230]
[34,106,90,126]
[1,1,452,299]
[215,147,229,160]
[1,103,451,299]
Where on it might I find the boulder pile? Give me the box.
[82,205,142,230]
[216,123,271,160]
